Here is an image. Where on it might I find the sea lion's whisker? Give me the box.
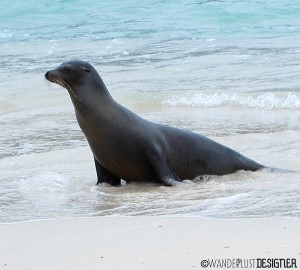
[49,76,78,99]
[60,78,77,99]
[44,78,52,92]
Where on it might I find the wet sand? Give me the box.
[1,217,299,270]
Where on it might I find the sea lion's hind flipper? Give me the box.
[94,157,121,186]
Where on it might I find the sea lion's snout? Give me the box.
[44,69,69,90]
[45,71,50,80]
[45,70,55,82]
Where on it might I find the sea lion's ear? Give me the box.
[83,67,91,73]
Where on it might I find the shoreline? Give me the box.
[1,217,299,270]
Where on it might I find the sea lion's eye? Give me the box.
[63,67,72,72]
[83,68,90,73]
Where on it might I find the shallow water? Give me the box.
[1,107,300,222]
[1,0,300,222]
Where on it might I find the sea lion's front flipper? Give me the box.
[147,146,182,186]
[94,157,121,186]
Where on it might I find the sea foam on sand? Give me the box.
[1,217,299,270]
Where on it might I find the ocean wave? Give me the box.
[162,92,300,110]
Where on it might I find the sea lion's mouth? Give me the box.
[45,71,56,82]
[45,70,78,99]
[45,71,71,90]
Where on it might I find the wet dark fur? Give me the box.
[45,60,264,186]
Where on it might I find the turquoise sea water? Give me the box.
[1,0,300,222]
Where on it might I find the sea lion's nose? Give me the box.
[45,71,50,79]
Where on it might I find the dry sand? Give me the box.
[1,217,299,270]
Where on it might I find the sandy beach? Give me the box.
[1,217,299,270]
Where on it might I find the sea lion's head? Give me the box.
[45,60,98,91]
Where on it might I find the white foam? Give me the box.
[20,172,69,194]
[162,92,300,110]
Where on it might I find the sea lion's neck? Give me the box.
[68,77,115,112]
[68,79,119,132]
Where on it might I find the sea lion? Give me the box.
[45,60,264,186]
